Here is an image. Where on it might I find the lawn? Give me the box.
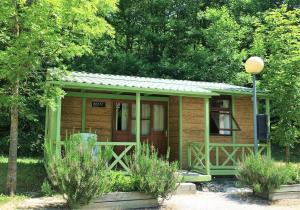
[0,156,46,194]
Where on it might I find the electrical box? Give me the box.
[257,114,269,142]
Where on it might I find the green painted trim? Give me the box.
[178,96,183,169]
[136,93,141,155]
[49,107,56,141]
[81,97,87,132]
[210,170,236,176]
[204,98,210,175]
[49,81,218,97]
[45,106,49,139]
[66,92,169,101]
[167,99,170,148]
[213,89,268,97]
[231,96,236,145]
[55,97,62,156]
[266,98,271,158]
[95,142,136,146]
[182,174,212,182]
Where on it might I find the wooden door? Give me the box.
[113,101,168,156]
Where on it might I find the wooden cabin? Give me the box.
[45,71,271,180]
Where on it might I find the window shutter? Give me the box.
[257,114,269,142]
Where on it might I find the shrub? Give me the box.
[110,171,136,192]
[41,179,54,196]
[128,144,180,199]
[44,135,112,208]
[237,154,300,193]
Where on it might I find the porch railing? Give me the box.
[95,142,136,173]
[188,142,270,175]
[59,141,136,173]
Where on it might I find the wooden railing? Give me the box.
[95,142,136,173]
[188,142,270,175]
[59,140,136,173]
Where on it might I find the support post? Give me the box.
[231,96,236,165]
[204,98,210,175]
[55,97,62,156]
[45,106,49,139]
[266,98,271,158]
[252,74,258,154]
[136,92,141,155]
[81,96,87,132]
[178,96,183,169]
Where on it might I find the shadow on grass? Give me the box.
[0,156,46,194]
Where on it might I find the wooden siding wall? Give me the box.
[60,97,113,142]
[235,96,253,143]
[61,96,82,140]
[85,98,113,141]
[182,97,204,168]
[169,96,179,162]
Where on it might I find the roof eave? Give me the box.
[48,80,219,97]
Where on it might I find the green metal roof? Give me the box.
[50,71,266,97]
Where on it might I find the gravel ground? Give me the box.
[3,179,300,210]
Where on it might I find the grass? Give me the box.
[0,156,46,194]
[0,194,27,207]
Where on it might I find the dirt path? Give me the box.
[162,192,300,210]
[2,190,300,209]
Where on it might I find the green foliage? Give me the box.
[237,155,300,193]
[44,135,113,208]
[251,5,300,150]
[41,179,54,196]
[110,171,136,192]
[128,144,180,199]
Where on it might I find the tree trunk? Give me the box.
[285,145,290,163]
[6,0,20,196]
[6,81,19,195]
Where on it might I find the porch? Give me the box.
[45,71,271,178]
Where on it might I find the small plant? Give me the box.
[128,144,180,199]
[41,179,54,196]
[110,171,136,192]
[44,134,113,208]
[237,154,300,193]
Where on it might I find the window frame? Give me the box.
[209,96,241,136]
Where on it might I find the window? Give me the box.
[131,104,151,135]
[153,105,164,131]
[115,103,129,131]
[210,97,240,135]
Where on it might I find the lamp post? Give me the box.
[245,56,264,154]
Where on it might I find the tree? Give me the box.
[0,0,117,195]
[251,5,300,161]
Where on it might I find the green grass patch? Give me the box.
[0,156,46,194]
[0,194,27,207]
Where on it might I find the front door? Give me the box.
[113,101,167,156]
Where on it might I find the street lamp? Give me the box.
[245,56,264,154]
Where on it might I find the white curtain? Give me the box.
[121,103,128,130]
[153,105,164,131]
[219,111,230,135]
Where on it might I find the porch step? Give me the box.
[175,183,197,194]
[179,170,212,183]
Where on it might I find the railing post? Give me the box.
[187,143,191,168]
[55,96,62,156]
[266,98,271,158]
[204,98,210,175]
[136,92,141,156]
[178,96,183,169]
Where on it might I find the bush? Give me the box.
[128,144,180,199]
[110,171,136,192]
[237,154,300,193]
[44,135,112,208]
[41,179,54,196]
